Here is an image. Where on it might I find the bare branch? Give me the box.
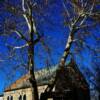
[89,0,95,15]
[62,1,71,29]
[22,0,26,12]
[23,14,31,33]
[33,19,37,34]
[22,0,32,33]
[13,30,28,42]
[80,0,96,26]
[79,15,87,26]
[34,37,41,44]
[13,43,29,50]
[22,0,37,35]
[77,22,98,30]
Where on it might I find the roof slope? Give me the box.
[5,60,89,92]
[5,66,57,92]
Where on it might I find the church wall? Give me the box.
[0,97,3,100]
[3,88,32,100]
[3,85,47,100]
[38,85,47,99]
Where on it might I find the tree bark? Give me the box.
[28,42,39,100]
[44,29,77,93]
[27,1,39,100]
[59,31,75,68]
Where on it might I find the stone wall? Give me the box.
[0,97,3,100]
[3,85,47,100]
[55,67,90,100]
[4,88,32,100]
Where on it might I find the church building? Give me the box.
[3,67,56,100]
[1,60,91,100]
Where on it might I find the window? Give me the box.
[23,95,26,100]
[7,96,13,100]
[7,96,9,100]
[19,95,22,100]
[11,96,13,100]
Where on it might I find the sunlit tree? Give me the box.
[44,0,100,99]
[0,0,57,100]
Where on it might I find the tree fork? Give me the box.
[44,28,77,93]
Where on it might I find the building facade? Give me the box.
[0,94,3,100]
[4,86,48,100]
[3,67,56,100]
[2,60,97,100]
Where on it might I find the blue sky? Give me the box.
[0,0,100,94]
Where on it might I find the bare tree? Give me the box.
[0,0,99,100]
[44,0,100,96]
[0,0,57,100]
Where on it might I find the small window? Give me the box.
[7,96,9,100]
[11,96,13,100]
[23,95,26,100]
[19,95,22,100]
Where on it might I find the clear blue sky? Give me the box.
[0,0,100,94]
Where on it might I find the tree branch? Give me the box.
[22,0,26,12]
[22,0,31,33]
[77,23,97,30]
[13,30,28,42]
[13,43,29,50]
[62,1,71,29]
[34,37,41,45]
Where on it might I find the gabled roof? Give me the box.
[5,59,89,92]
[55,59,89,90]
[5,74,30,92]
[5,66,57,92]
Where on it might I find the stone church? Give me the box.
[3,66,57,100]
[1,60,91,100]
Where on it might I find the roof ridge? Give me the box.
[4,66,57,92]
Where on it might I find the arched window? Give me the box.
[23,95,26,100]
[19,95,22,100]
[11,96,13,100]
[7,96,9,100]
